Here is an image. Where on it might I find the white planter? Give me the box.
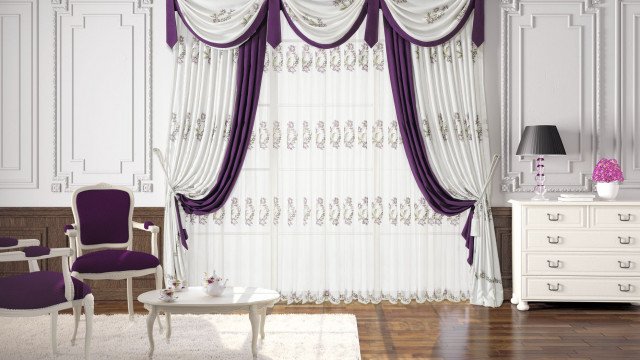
[596,182,620,200]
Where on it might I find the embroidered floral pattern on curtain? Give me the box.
[182,34,473,304]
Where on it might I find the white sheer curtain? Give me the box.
[182,21,472,304]
[413,17,503,307]
[158,22,238,281]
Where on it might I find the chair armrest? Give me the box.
[132,221,160,258]
[0,238,39,251]
[64,224,77,237]
[132,221,159,233]
[63,224,78,266]
[0,247,72,262]
[0,247,75,301]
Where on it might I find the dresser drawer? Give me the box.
[525,230,640,252]
[592,206,640,228]
[523,276,640,300]
[523,253,640,276]
[524,206,585,228]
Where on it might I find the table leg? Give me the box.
[259,307,267,339]
[165,312,172,343]
[249,305,259,358]
[146,306,157,358]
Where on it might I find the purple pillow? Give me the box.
[0,237,18,248]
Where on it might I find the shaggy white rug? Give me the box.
[0,313,360,359]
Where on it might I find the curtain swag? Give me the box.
[166,0,484,50]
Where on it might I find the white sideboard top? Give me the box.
[508,200,640,206]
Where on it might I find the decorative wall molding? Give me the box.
[0,0,38,188]
[615,0,640,188]
[51,0,153,192]
[500,0,601,192]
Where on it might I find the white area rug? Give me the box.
[0,313,360,359]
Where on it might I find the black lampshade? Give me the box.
[516,125,566,155]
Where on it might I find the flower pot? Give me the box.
[596,182,619,200]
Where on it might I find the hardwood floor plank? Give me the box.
[87,300,640,359]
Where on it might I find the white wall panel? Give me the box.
[500,0,600,193]
[52,0,152,192]
[0,0,37,188]
[617,0,640,188]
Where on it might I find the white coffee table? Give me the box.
[137,286,280,358]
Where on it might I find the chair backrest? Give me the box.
[72,183,134,249]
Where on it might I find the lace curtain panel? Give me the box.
[411,16,502,306]
[180,22,472,304]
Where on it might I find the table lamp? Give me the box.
[516,125,566,200]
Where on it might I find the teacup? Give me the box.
[159,288,176,302]
[170,279,187,292]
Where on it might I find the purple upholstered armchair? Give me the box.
[65,183,163,321]
[0,237,94,358]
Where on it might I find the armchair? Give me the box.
[65,183,163,321]
[0,238,94,358]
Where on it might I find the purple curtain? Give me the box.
[383,19,477,264]
[173,23,268,249]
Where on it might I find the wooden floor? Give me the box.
[91,300,640,360]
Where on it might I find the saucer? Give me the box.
[159,295,178,303]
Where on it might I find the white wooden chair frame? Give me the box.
[0,240,94,358]
[66,183,163,323]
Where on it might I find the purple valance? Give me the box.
[384,19,477,264]
[173,0,268,49]
[380,0,482,48]
[167,0,485,50]
[280,2,368,50]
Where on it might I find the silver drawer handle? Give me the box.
[618,213,632,222]
[619,284,632,292]
[547,260,560,268]
[619,236,632,245]
[547,213,560,221]
[619,260,632,269]
[547,236,560,244]
[547,283,560,291]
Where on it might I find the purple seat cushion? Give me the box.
[0,271,91,310]
[76,189,131,246]
[0,237,18,247]
[71,249,159,274]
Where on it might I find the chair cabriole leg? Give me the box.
[84,294,94,359]
[127,277,134,321]
[50,311,58,355]
[72,303,82,345]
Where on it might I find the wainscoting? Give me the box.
[0,207,164,300]
[0,207,512,301]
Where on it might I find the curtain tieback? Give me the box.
[470,154,500,237]
[153,148,190,249]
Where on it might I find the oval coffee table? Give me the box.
[138,286,279,358]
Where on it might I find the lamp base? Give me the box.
[532,155,548,201]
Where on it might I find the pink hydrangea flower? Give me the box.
[592,158,624,183]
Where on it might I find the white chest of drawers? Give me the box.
[510,200,640,311]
